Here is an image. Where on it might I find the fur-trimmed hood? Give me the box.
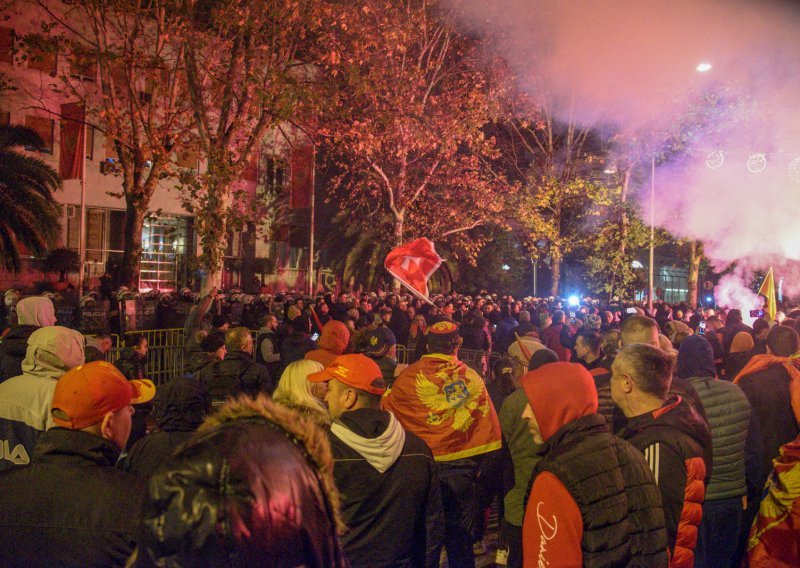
[141,395,347,566]
[198,395,344,532]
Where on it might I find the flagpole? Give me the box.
[308,145,315,296]
[78,113,87,297]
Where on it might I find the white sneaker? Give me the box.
[495,546,509,566]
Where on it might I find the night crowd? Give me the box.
[0,287,798,567]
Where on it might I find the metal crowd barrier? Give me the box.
[395,345,502,381]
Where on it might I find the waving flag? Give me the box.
[758,267,777,321]
[384,238,442,300]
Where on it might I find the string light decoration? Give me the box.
[747,153,767,173]
[789,157,800,184]
[705,150,725,169]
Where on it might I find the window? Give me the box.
[175,148,198,171]
[69,44,96,81]
[0,111,10,126]
[26,36,57,75]
[0,27,13,65]
[24,115,54,153]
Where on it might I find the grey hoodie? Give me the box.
[0,327,85,470]
[16,297,57,327]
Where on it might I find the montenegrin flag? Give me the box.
[758,267,777,321]
[384,238,443,300]
[382,352,502,462]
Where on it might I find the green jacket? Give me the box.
[498,389,541,526]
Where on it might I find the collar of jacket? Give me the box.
[224,350,254,362]
[536,413,607,457]
[32,428,121,466]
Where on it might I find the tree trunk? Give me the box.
[118,204,144,289]
[199,182,230,296]
[550,255,561,297]
[391,213,404,292]
[608,167,631,303]
[687,240,703,307]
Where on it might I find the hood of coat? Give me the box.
[16,297,56,327]
[318,320,350,356]
[20,326,85,380]
[520,362,598,442]
[677,335,716,379]
[330,408,405,473]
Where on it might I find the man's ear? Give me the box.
[99,411,115,441]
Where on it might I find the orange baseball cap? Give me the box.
[308,354,386,395]
[51,361,156,430]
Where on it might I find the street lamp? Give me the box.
[696,62,712,73]
[649,154,655,312]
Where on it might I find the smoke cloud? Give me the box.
[452,0,800,306]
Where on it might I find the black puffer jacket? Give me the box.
[0,428,146,567]
[195,350,274,403]
[123,376,210,479]
[529,414,668,567]
[0,324,38,382]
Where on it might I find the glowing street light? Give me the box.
[696,62,712,72]
[631,260,644,269]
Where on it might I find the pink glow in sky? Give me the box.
[453,0,800,304]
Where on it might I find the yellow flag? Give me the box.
[758,267,777,321]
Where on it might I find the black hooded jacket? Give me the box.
[330,408,444,568]
[0,428,146,567]
[0,324,38,382]
[123,376,210,479]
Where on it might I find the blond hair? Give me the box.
[273,360,328,416]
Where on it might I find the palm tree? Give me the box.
[0,125,62,272]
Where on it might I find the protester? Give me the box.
[574,330,606,371]
[196,327,275,405]
[114,333,151,448]
[0,296,57,382]
[520,362,667,567]
[309,354,444,567]
[613,344,712,567]
[0,326,85,471]
[383,320,502,568]
[305,320,350,368]
[676,335,755,568]
[281,314,316,365]
[115,333,149,379]
[747,433,800,567]
[185,331,226,373]
[506,324,545,379]
[84,333,113,363]
[272,359,330,427]
[541,309,574,361]
[0,361,154,566]
[182,286,216,353]
[255,313,282,379]
[496,348,558,568]
[123,374,209,479]
[720,309,753,354]
[725,330,755,380]
[137,395,347,567]
[361,326,399,387]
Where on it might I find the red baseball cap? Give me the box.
[51,361,156,430]
[308,354,386,395]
